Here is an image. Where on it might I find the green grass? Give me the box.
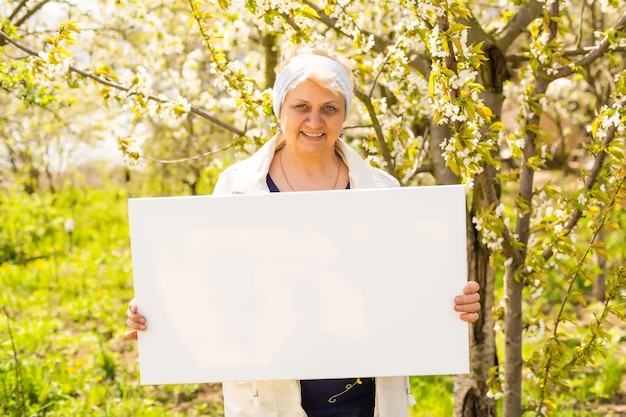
[0,185,461,415]
[409,375,455,416]
[1,184,623,416]
[0,186,223,416]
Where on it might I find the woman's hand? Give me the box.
[454,281,481,323]
[125,298,147,339]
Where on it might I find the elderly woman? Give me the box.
[126,43,481,417]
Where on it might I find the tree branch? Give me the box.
[506,45,626,65]
[514,0,563,256]
[495,0,544,51]
[0,30,246,137]
[539,124,618,262]
[302,0,432,76]
[551,11,626,80]
[536,176,625,414]
[352,88,398,179]
[145,143,236,164]
[8,0,29,22]
[9,0,51,27]
[477,168,524,265]
[18,1,50,27]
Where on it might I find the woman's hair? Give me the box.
[276,42,354,85]
[272,42,354,120]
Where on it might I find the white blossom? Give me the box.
[598,0,619,14]
[34,53,72,83]
[427,26,449,58]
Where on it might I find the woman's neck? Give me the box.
[274,145,346,191]
[281,145,339,173]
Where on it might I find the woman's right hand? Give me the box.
[125,298,147,339]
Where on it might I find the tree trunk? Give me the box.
[454,270,497,417]
[453,180,498,417]
[430,123,498,416]
[263,33,278,89]
[502,266,523,417]
[450,44,505,415]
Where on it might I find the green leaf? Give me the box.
[300,5,320,19]
[569,291,587,307]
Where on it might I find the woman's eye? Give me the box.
[294,104,308,110]
[324,106,337,113]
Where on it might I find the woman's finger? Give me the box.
[460,312,480,323]
[125,330,138,340]
[455,292,480,306]
[127,317,146,328]
[464,281,480,294]
[455,301,481,313]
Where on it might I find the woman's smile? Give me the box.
[301,131,326,139]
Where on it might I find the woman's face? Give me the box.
[279,79,345,156]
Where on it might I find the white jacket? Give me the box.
[214,135,399,194]
[213,135,413,417]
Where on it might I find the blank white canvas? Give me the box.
[128,185,470,385]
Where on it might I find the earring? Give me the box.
[339,130,344,139]
[278,126,283,134]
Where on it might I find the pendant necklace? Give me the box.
[280,150,341,191]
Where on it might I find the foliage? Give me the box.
[1,0,625,416]
[0,185,474,416]
[0,185,224,416]
[409,375,455,417]
[1,183,622,415]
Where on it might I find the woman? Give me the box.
[126,43,481,417]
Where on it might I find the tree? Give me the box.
[1,0,625,415]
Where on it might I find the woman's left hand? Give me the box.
[454,281,481,323]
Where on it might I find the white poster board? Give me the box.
[128,185,470,385]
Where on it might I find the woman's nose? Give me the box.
[306,109,324,127]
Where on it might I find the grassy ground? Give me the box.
[1,185,624,416]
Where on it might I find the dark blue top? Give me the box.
[266,173,373,417]
[300,378,375,417]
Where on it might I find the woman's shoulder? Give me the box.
[336,140,400,189]
[349,159,401,189]
[370,166,401,188]
[213,138,278,195]
[213,157,260,195]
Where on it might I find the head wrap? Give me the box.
[272,54,353,121]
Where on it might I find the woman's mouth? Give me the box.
[301,131,325,139]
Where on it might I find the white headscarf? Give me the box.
[272,54,353,121]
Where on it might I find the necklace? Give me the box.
[327,378,365,403]
[279,150,341,191]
